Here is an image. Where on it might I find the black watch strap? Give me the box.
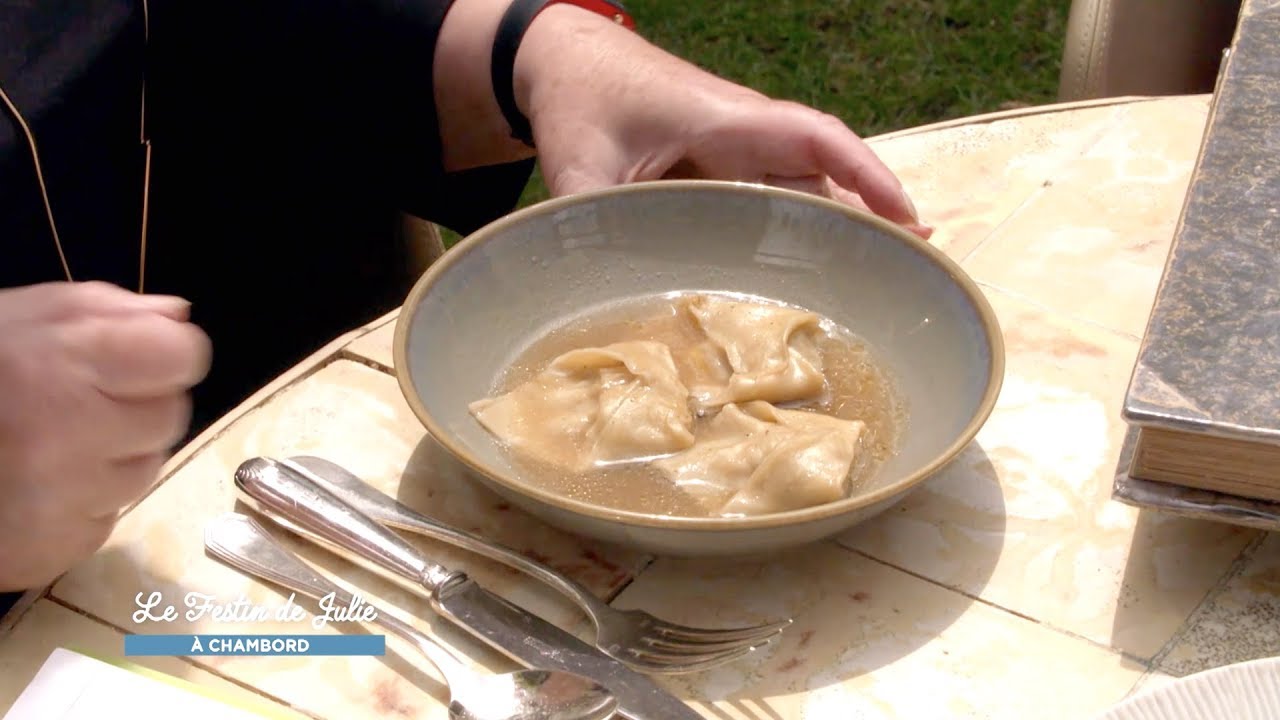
[490,0,634,148]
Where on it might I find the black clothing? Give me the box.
[1,0,533,430]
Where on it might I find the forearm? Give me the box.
[433,0,636,172]
[515,5,743,141]
[432,0,923,232]
[433,0,532,171]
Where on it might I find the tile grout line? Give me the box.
[975,279,1145,343]
[42,596,322,720]
[953,182,1054,266]
[1146,530,1270,670]
[336,348,394,376]
[955,103,1133,266]
[837,543,1157,670]
[602,554,658,604]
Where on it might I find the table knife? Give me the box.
[232,456,702,720]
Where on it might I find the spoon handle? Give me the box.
[234,457,463,595]
[203,512,469,684]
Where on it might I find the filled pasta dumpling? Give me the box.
[653,401,865,516]
[680,295,828,409]
[468,292,897,519]
[469,341,696,471]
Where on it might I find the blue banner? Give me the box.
[124,634,385,656]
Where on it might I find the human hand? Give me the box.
[515,6,932,239]
[0,282,212,591]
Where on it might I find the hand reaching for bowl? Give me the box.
[0,282,211,591]
[519,6,932,240]
[433,1,932,240]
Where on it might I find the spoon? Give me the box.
[204,512,619,720]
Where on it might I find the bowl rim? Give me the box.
[393,179,1005,531]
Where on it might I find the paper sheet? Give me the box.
[4,648,273,720]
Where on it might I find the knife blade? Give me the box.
[232,456,702,720]
[436,579,702,720]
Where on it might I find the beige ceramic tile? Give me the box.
[612,543,1146,719]
[962,95,1211,338]
[344,314,398,371]
[838,286,1256,660]
[50,359,648,720]
[0,600,295,717]
[1084,669,1183,720]
[868,101,1129,260]
[1159,533,1280,677]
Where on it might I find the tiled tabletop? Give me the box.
[4,94,1275,720]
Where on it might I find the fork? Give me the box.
[271,456,792,675]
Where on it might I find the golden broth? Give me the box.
[490,292,906,517]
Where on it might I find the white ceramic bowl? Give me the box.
[394,180,1003,556]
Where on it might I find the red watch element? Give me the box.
[491,0,637,147]
[545,0,636,30]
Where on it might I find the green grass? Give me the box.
[507,0,1069,215]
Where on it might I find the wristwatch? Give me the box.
[490,0,636,148]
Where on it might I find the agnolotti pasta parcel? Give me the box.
[469,292,904,518]
[680,295,827,410]
[469,341,696,471]
[653,402,865,516]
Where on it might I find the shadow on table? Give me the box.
[391,433,649,599]
[1108,429,1262,671]
[394,432,1006,713]
[612,442,1007,712]
[394,431,545,535]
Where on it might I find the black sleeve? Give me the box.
[141,0,534,428]
[0,591,20,619]
[146,0,532,236]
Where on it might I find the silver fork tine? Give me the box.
[642,629,784,653]
[624,643,770,674]
[649,618,793,643]
[599,623,781,674]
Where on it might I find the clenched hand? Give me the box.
[0,282,211,591]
